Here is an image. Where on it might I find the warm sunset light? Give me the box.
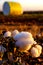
[0,0,43,65]
[0,0,43,11]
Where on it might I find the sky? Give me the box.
[0,0,43,11]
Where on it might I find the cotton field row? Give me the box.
[1,30,42,58]
[0,29,43,65]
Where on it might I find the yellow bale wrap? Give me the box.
[3,2,23,15]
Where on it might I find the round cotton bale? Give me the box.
[3,2,23,16]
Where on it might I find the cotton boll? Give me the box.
[31,45,42,58]
[33,41,37,44]
[14,32,33,41]
[35,45,42,54]
[19,37,34,42]
[15,39,34,52]
[3,31,11,38]
[13,31,34,52]
[12,30,19,37]
[31,47,40,57]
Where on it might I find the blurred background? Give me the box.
[0,0,43,37]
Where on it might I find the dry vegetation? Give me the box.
[0,13,43,65]
[0,23,43,37]
[0,13,43,37]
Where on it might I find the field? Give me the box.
[0,12,43,65]
[0,12,43,37]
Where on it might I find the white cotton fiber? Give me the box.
[31,47,39,57]
[12,30,19,37]
[15,39,34,52]
[4,31,11,38]
[31,44,42,57]
[14,32,33,41]
[35,45,42,54]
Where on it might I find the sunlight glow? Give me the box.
[0,0,43,11]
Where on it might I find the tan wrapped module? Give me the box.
[3,2,23,15]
